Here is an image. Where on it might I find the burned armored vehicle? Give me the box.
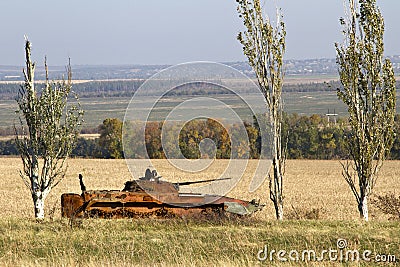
[61,169,263,219]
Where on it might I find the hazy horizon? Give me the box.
[1,0,399,66]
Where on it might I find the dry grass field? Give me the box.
[1,158,399,220]
[1,158,399,266]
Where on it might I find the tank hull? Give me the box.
[61,179,262,219]
[61,190,260,218]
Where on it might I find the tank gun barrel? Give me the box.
[174,177,231,186]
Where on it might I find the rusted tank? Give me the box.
[61,170,263,219]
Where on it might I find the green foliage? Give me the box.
[15,40,83,219]
[336,0,396,220]
[133,119,258,160]
[7,114,400,160]
[98,118,123,159]
[390,114,400,159]
[178,119,231,159]
[2,79,388,101]
[144,121,165,159]
[283,113,348,160]
[0,139,18,155]
[125,114,349,160]
[237,0,286,101]
[71,138,100,158]
[15,41,83,189]
[237,0,286,220]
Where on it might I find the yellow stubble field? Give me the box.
[1,157,399,221]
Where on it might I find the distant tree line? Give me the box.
[0,80,143,99]
[3,79,397,100]
[1,114,400,160]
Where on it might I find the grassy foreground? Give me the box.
[0,218,399,266]
[1,158,399,266]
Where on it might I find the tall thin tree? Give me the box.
[237,0,286,220]
[15,39,83,219]
[336,0,396,221]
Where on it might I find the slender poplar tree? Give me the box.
[336,0,396,221]
[15,39,83,219]
[237,0,286,220]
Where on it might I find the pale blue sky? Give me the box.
[0,0,399,65]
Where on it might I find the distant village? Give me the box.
[1,56,400,81]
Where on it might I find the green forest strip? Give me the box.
[2,114,400,160]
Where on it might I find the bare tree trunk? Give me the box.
[270,115,284,220]
[33,190,49,219]
[30,159,50,219]
[359,195,369,221]
[271,153,284,220]
[272,180,284,220]
[275,203,283,221]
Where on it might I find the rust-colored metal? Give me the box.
[61,170,263,219]
[61,193,84,218]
